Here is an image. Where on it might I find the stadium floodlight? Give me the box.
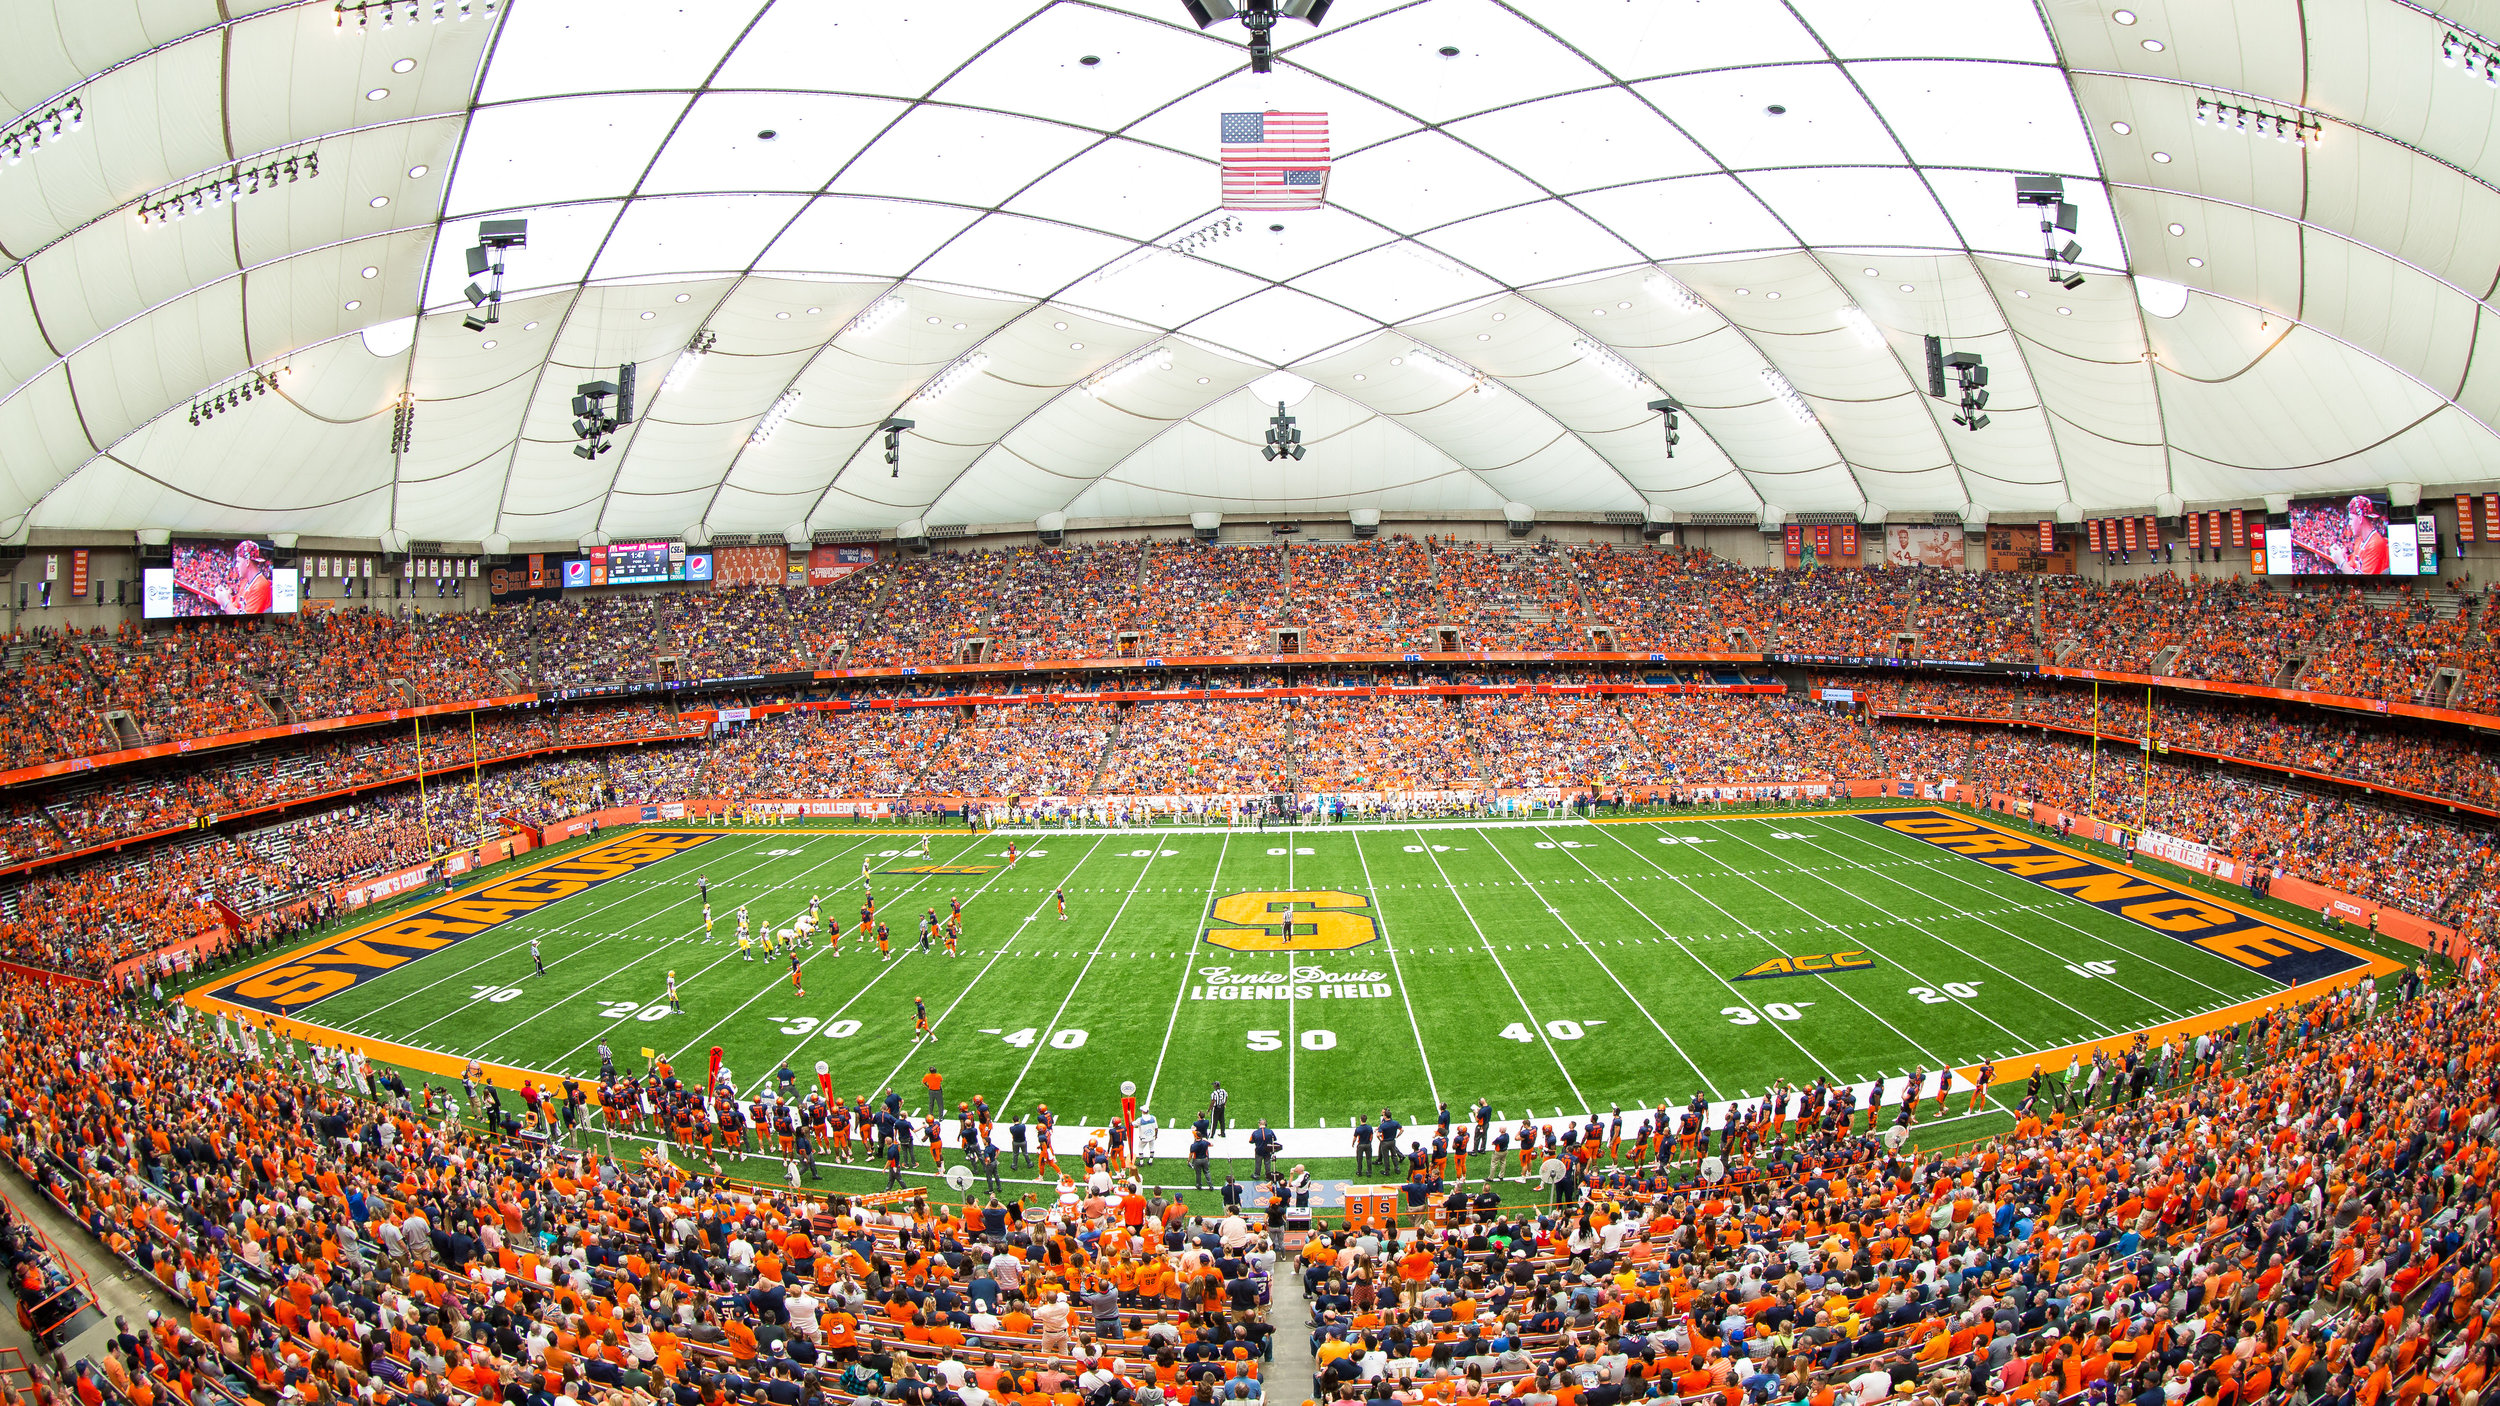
[910,351,990,404]
[1760,367,1815,425]
[1834,307,1885,348]
[751,389,804,446]
[661,331,717,394]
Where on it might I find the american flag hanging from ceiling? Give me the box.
[1221,111,1330,210]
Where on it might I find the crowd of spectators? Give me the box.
[0,886,2483,1406]
[1873,676,2500,811]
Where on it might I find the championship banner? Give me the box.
[1838,523,1857,556]
[2486,493,2499,541]
[69,549,88,598]
[2142,515,2158,549]
[2461,493,2478,543]
[1812,526,1831,556]
[2122,517,2138,551]
[1784,523,1802,557]
[2036,519,2053,552]
[2232,507,2246,549]
[2186,513,2201,550]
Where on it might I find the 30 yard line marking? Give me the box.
[1581,821,1949,1068]
[1143,833,1233,1116]
[1519,824,1841,1085]
[1704,820,2125,1039]
[1409,828,1588,1114]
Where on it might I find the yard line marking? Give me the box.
[1347,830,1438,1111]
[1578,821,1938,1070]
[544,834,984,1078]
[1814,817,2258,1003]
[1477,827,1717,1100]
[1408,828,1588,1114]
[1001,839,1173,1111]
[1703,821,2128,1038]
[335,833,782,1025]
[856,835,1116,1101]
[1144,834,1233,1115]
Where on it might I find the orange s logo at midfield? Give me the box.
[1204,891,1380,952]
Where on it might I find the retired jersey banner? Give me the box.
[2037,520,2053,552]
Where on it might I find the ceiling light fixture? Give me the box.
[1,97,84,173]
[1644,269,1704,315]
[1407,343,1499,397]
[1080,343,1175,398]
[334,0,497,28]
[1834,306,1885,348]
[661,330,717,394]
[1181,0,1333,75]
[750,388,803,445]
[1571,338,1653,392]
[2193,96,2324,147]
[186,362,293,427]
[137,146,317,224]
[911,351,991,404]
[389,391,416,453]
[2442,29,2500,84]
[843,292,906,338]
[1760,367,1816,425]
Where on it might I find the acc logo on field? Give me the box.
[879,864,998,875]
[1735,950,1874,980]
[1204,890,1380,952]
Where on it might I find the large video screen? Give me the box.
[2266,495,2433,576]
[142,540,299,618]
[567,542,714,587]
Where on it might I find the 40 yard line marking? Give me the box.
[1409,827,1588,1114]
[1001,839,1173,1110]
[1486,825,1720,1099]
[1348,830,1437,1110]
[1143,833,1232,1117]
[859,834,1117,1099]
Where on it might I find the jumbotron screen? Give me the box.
[2265,495,2434,576]
[568,541,714,587]
[142,540,300,618]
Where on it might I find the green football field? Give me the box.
[205,808,2355,1192]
